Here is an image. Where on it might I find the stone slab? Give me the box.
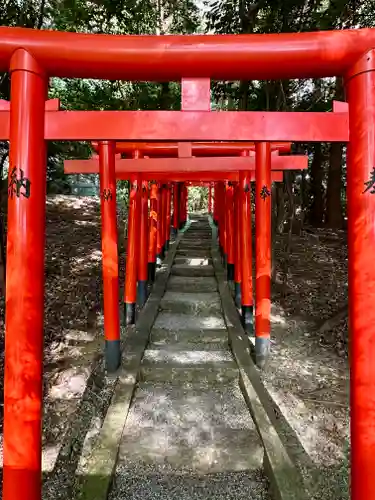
[154,312,226,331]
[117,426,263,473]
[174,257,213,266]
[176,248,212,258]
[171,264,215,277]
[160,291,222,315]
[127,381,257,429]
[167,276,218,292]
[150,327,229,346]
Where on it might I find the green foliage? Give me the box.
[188,187,208,212]
[0,0,201,196]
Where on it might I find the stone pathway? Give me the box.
[109,217,270,499]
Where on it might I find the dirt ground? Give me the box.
[0,197,349,498]
[265,227,349,499]
[0,195,127,489]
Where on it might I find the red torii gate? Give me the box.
[0,25,373,500]
[65,151,306,332]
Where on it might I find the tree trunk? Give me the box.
[309,143,324,226]
[275,183,285,234]
[326,142,344,228]
[325,77,344,228]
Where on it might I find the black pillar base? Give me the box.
[234,282,241,309]
[171,227,177,237]
[148,262,156,283]
[165,239,170,252]
[227,263,235,282]
[241,305,254,335]
[124,302,136,326]
[137,280,148,308]
[255,336,270,370]
[223,254,227,267]
[105,339,121,373]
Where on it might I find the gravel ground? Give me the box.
[0,196,126,499]
[262,227,349,499]
[109,467,270,500]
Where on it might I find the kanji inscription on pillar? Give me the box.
[8,167,31,199]
[101,188,113,201]
[260,185,271,200]
[363,168,375,194]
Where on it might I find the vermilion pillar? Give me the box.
[148,182,158,282]
[160,184,167,257]
[156,182,163,265]
[165,183,171,251]
[3,49,46,500]
[255,142,271,368]
[234,182,242,308]
[239,167,254,334]
[213,183,218,225]
[172,182,179,235]
[218,182,225,256]
[180,183,187,228]
[179,183,184,229]
[346,50,375,500]
[98,141,120,372]
[138,180,149,307]
[184,183,188,227]
[222,182,228,265]
[225,182,235,282]
[124,174,140,325]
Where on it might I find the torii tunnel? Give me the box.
[64,147,306,332]
[0,25,373,500]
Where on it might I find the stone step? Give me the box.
[150,327,229,346]
[127,381,254,429]
[183,234,212,239]
[140,347,238,383]
[171,264,215,277]
[179,242,212,248]
[153,312,226,331]
[183,236,210,241]
[174,256,213,266]
[176,248,211,258]
[179,241,212,249]
[148,341,228,352]
[117,426,263,473]
[167,276,218,293]
[140,364,238,384]
[160,291,222,315]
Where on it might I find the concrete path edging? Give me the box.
[209,217,310,500]
[74,228,186,500]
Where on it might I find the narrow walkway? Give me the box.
[109,217,270,499]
